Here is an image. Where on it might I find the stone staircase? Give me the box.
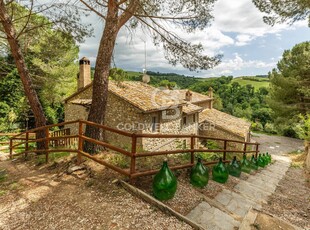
[186,155,292,230]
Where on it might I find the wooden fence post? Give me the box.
[77,121,83,165]
[45,127,49,163]
[190,135,195,164]
[255,143,259,158]
[223,140,227,160]
[9,138,13,159]
[130,133,137,177]
[243,143,247,155]
[25,132,29,159]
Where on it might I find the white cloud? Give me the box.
[209,53,277,74]
[235,34,255,46]
[213,0,306,37]
[78,0,308,77]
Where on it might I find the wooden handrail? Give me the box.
[8,119,260,179]
[137,149,257,157]
[11,120,80,139]
[80,135,132,157]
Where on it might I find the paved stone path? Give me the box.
[186,155,292,230]
[252,133,304,155]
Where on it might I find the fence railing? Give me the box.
[9,120,260,179]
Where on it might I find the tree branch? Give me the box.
[117,0,138,30]
[16,0,34,39]
[79,0,107,20]
[117,0,129,6]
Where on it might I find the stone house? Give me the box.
[64,57,251,151]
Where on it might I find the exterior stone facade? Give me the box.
[199,120,245,151]
[64,86,199,151]
[64,58,251,153]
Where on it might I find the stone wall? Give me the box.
[141,110,198,151]
[65,88,200,152]
[199,120,246,152]
[64,86,93,134]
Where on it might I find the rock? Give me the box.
[67,165,86,174]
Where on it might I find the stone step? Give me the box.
[214,188,260,217]
[186,157,292,230]
[186,201,241,230]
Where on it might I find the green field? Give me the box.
[124,70,269,91]
[231,77,269,90]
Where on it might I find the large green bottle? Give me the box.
[257,154,266,167]
[250,155,259,170]
[266,152,272,163]
[262,153,269,165]
[241,153,252,173]
[153,160,177,201]
[212,157,229,183]
[190,157,209,188]
[228,156,241,177]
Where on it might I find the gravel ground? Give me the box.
[0,157,192,230]
[261,165,310,229]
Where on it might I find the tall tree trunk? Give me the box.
[0,0,47,148]
[83,2,120,153]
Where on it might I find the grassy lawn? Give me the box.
[231,77,269,90]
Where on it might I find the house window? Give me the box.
[152,116,159,132]
[183,116,187,126]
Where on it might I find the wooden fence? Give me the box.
[9,120,260,179]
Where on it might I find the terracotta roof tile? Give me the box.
[108,81,185,112]
[66,81,212,113]
[182,103,203,114]
[199,109,251,137]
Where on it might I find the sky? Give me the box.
[79,0,310,78]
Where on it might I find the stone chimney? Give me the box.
[208,87,213,109]
[185,90,192,101]
[208,87,213,98]
[78,57,91,91]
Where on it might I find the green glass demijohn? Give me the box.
[212,157,229,183]
[266,152,272,163]
[190,157,209,188]
[262,153,269,165]
[250,155,259,170]
[241,153,252,174]
[153,160,177,201]
[228,156,241,177]
[257,154,266,167]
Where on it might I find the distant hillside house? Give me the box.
[64,57,251,151]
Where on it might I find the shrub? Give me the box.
[282,126,298,138]
[251,122,263,131]
[264,123,277,134]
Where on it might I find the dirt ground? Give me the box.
[255,152,310,230]
[0,133,308,230]
[0,155,192,230]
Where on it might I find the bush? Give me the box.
[264,123,277,134]
[282,127,298,138]
[251,122,263,131]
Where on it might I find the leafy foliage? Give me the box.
[268,41,310,138]
[253,0,310,26]
[0,3,80,131]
